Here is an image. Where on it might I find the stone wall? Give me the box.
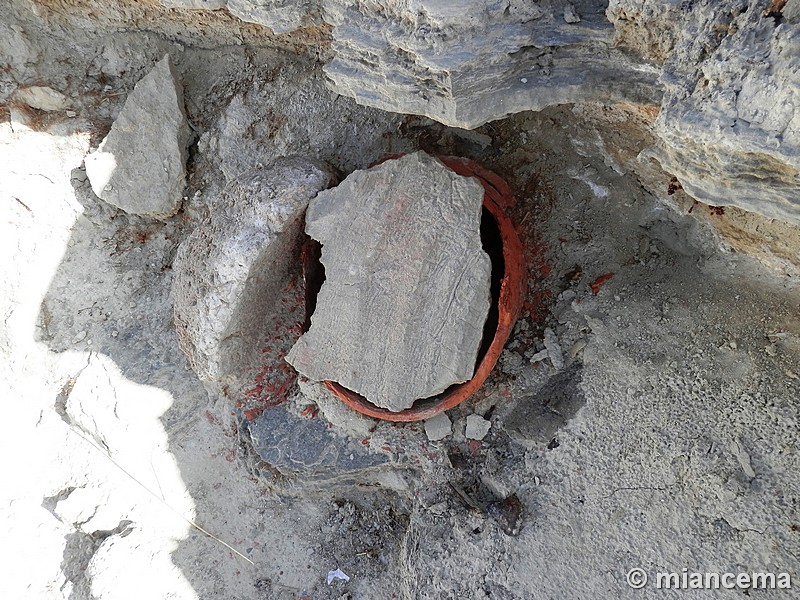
[167,0,799,225]
[11,0,800,224]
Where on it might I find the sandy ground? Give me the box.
[2,11,800,600]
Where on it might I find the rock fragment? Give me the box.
[247,405,388,481]
[424,412,453,442]
[563,3,581,23]
[85,55,191,218]
[543,328,565,370]
[286,152,491,412]
[732,439,756,480]
[324,1,659,129]
[15,86,69,111]
[487,494,523,536]
[172,157,333,382]
[530,349,549,364]
[465,414,491,441]
[227,0,312,33]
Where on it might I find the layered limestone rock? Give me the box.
[645,0,800,224]
[323,0,661,129]
[161,0,226,8]
[286,152,491,412]
[226,0,317,33]
[172,0,797,225]
[84,55,191,218]
[160,0,316,33]
[157,1,660,128]
[172,157,333,382]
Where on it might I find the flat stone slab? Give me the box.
[85,55,190,218]
[286,151,491,412]
[247,406,388,478]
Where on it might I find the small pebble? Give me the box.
[563,3,581,23]
[530,349,549,363]
[428,501,448,515]
[569,339,587,358]
[424,412,452,442]
[560,289,576,301]
[543,328,564,370]
[465,414,491,441]
[520,77,528,83]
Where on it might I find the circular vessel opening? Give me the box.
[301,156,525,422]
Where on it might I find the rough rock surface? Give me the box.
[646,1,800,224]
[227,0,316,33]
[424,412,453,441]
[185,0,799,225]
[323,0,660,129]
[465,414,491,441]
[84,55,191,218]
[247,405,388,480]
[196,65,403,182]
[606,0,684,63]
[503,365,585,445]
[172,157,333,382]
[287,151,491,412]
[160,0,315,33]
[15,85,69,111]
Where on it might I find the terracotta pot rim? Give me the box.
[321,155,526,422]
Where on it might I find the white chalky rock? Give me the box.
[85,55,191,218]
[465,414,491,441]
[15,86,69,111]
[425,412,453,442]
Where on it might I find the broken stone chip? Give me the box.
[286,151,491,412]
[85,54,191,218]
